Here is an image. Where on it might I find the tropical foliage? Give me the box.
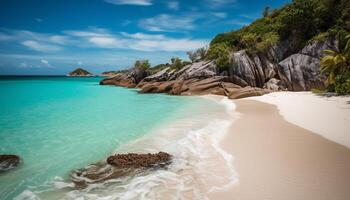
[147,57,191,75]
[206,43,231,71]
[210,0,350,55]
[134,60,151,70]
[187,47,208,62]
[321,34,350,94]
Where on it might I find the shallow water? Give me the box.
[0,76,237,200]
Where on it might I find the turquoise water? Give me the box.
[0,76,214,199]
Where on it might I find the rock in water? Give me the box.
[71,152,172,188]
[107,152,171,168]
[0,154,21,173]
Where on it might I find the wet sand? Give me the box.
[210,99,350,200]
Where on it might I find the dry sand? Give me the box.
[249,92,350,148]
[210,97,350,200]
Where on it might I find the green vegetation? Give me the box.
[334,72,350,95]
[147,57,191,75]
[187,47,208,62]
[134,60,151,70]
[321,34,350,95]
[206,43,231,71]
[210,0,350,56]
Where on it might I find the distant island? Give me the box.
[68,68,93,77]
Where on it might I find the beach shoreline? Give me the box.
[209,93,350,200]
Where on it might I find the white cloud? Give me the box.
[131,38,208,52]
[41,59,49,65]
[139,14,196,32]
[88,36,120,48]
[64,30,109,37]
[40,59,52,68]
[121,32,165,40]
[35,18,43,22]
[1,28,208,53]
[21,40,62,52]
[167,1,179,10]
[207,0,237,7]
[104,0,152,6]
[49,35,68,44]
[212,12,227,18]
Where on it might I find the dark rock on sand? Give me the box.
[71,152,172,188]
[0,154,21,173]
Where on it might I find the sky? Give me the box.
[0,0,290,75]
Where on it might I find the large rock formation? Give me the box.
[100,67,149,88]
[224,37,337,91]
[100,73,136,88]
[100,60,272,99]
[71,152,171,188]
[100,38,335,96]
[0,154,21,173]
[68,68,93,77]
[277,37,338,91]
[169,60,217,80]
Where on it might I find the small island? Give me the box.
[68,68,93,77]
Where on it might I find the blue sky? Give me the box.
[0,0,290,75]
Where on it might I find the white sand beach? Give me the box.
[249,92,350,148]
[210,92,350,200]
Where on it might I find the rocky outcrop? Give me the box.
[143,67,173,82]
[223,37,337,91]
[99,67,149,88]
[99,60,273,99]
[264,78,285,91]
[101,38,336,96]
[71,152,171,188]
[277,37,338,91]
[0,154,21,173]
[228,51,279,88]
[106,152,171,168]
[101,71,119,77]
[68,68,93,77]
[169,60,217,80]
[100,73,136,88]
[226,86,271,99]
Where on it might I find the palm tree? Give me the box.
[320,34,350,84]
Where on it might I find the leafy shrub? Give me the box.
[209,0,349,55]
[134,60,151,70]
[334,72,350,95]
[206,43,231,71]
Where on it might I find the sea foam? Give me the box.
[54,96,239,200]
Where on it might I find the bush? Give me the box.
[206,43,231,71]
[334,72,350,95]
[134,60,151,70]
[209,0,349,55]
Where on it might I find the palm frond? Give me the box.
[323,49,337,56]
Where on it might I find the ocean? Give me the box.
[0,76,237,200]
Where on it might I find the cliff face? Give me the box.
[226,37,338,91]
